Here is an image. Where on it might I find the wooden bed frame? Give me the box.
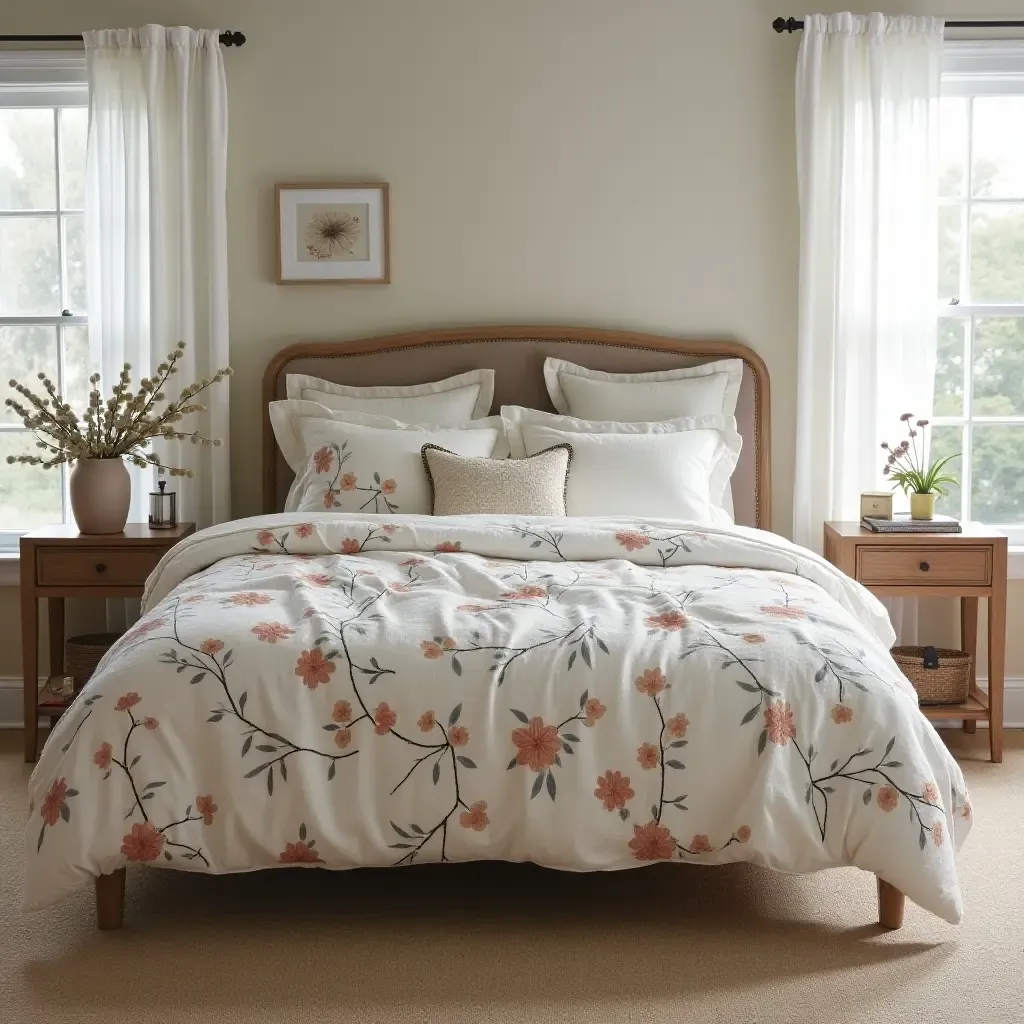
[94,325,906,930]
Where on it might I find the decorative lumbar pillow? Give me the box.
[268,401,504,515]
[285,369,494,424]
[421,443,573,516]
[543,357,743,422]
[500,405,741,523]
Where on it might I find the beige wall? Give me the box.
[3,0,1023,678]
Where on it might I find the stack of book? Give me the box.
[861,514,961,534]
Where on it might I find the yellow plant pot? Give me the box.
[910,492,936,521]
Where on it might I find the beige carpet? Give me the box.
[1,730,1022,1024]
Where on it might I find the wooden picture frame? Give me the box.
[275,183,390,284]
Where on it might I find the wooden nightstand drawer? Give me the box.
[37,547,164,587]
[856,545,992,587]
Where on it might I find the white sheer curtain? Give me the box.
[793,12,943,640]
[84,25,230,531]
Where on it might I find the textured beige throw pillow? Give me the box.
[421,443,572,515]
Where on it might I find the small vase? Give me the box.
[910,492,936,521]
[69,458,131,534]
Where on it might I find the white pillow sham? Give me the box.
[501,405,741,523]
[269,400,503,515]
[543,357,742,422]
[285,369,494,423]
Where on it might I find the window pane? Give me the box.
[63,214,86,312]
[0,108,56,211]
[62,325,95,413]
[928,424,963,520]
[59,107,87,210]
[939,97,968,198]
[972,424,1024,524]
[938,205,962,300]
[972,97,1024,199]
[934,318,966,416]
[0,216,60,314]
[973,317,1024,417]
[0,431,62,530]
[969,204,1024,303]
[0,326,58,425]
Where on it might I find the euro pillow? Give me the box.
[543,357,742,422]
[421,443,572,516]
[268,402,503,516]
[285,369,494,424]
[500,405,741,523]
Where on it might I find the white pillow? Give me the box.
[286,370,494,423]
[501,406,741,523]
[543,357,742,422]
[269,401,503,515]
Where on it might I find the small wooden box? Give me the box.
[860,491,893,520]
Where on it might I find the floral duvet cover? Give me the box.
[24,513,971,922]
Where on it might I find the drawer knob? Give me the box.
[95,563,107,574]
[919,561,930,572]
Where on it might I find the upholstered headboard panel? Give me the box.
[262,326,772,530]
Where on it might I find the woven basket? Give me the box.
[66,632,122,689]
[891,645,972,705]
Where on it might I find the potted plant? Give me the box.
[6,342,231,534]
[881,414,960,521]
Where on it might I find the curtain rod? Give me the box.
[0,31,246,46]
[774,17,1024,33]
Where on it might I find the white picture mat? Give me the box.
[279,187,386,280]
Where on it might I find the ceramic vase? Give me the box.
[69,458,131,534]
[909,491,936,521]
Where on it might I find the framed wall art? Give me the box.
[275,183,390,284]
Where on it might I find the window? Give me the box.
[935,43,1024,542]
[0,53,88,548]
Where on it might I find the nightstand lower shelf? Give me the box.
[920,689,988,722]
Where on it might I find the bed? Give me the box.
[23,326,971,931]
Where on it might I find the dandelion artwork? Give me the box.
[276,184,390,284]
[298,204,369,262]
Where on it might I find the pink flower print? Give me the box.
[279,841,321,863]
[334,727,352,749]
[115,692,141,712]
[932,822,944,847]
[94,742,112,770]
[511,717,561,772]
[294,648,336,689]
[830,704,854,725]
[584,697,606,728]
[200,638,225,655]
[459,801,489,831]
[448,726,470,747]
[230,592,271,607]
[763,701,796,746]
[142,716,159,731]
[121,821,165,862]
[434,541,462,553]
[635,668,667,696]
[294,523,315,539]
[313,447,334,474]
[876,786,899,812]
[332,700,353,724]
[340,538,361,555]
[666,713,689,739]
[380,479,397,495]
[40,777,68,826]
[594,770,635,811]
[636,743,659,770]
[921,782,940,805]
[373,702,397,735]
[736,825,751,843]
[418,710,436,732]
[686,834,713,854]
[256,530,275,547]
[629,820,675,861]
[615,531,650,552]
[252,622,295,643]
[646,611,688,631]
[196,794,217,826]
[340,473,357,491]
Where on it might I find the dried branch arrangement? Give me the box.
[5,342,232,477]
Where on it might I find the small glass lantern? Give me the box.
[148,480,177,529]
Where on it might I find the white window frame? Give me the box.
[0,52,88,556]
[937,42,1024,552]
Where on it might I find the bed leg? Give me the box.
[95,869,125,930]
[876,878,905,930]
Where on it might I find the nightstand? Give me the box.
[824,521,1007,762]
[20,522,195,762]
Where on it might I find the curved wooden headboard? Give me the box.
[262,326,772,531]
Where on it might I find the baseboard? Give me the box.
[1,675,1022,730]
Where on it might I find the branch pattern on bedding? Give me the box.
[25,514,971,922]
